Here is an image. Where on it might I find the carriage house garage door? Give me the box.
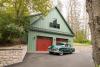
[36,36,53,51]
[56,38,68,43]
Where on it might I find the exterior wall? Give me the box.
[31,8,72,35]
[28,31,73,52]
[28,7,74,52]
[0,45,27,67]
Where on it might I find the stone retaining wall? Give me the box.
[0,45,27,67]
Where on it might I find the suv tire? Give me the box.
[59,51,63,56]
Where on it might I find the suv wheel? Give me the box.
[69,52,72,54]
[49,52,53,54]
[59,51,63,56]
[69,50,73,54]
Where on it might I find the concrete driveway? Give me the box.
[7,46,95,67]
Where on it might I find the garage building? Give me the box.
[28,7,74,52]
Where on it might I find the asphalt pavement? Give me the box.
[6,46,95,67]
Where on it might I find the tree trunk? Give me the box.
[86,0,100,66]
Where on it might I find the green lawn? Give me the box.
[73,43,91,46]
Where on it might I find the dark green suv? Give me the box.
[48,42,75,55]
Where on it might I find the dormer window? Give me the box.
[49,19,60,29]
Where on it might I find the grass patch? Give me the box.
[74,43,91,46]
[74,39,91,45]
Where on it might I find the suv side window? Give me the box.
[57,43,64,45]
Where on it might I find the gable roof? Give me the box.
[55,7,74,36]
[30,7,75,37]
[29,13,42,25]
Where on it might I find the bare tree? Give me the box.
[68,0,81,39]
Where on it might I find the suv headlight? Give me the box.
[48,46,51,49]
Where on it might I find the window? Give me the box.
[56,43,64,45]
[49,19,60,29]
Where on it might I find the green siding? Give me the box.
[31,8,72,35]
[28,32,36,52]
[28,31,73,52]
[28,7,74,52]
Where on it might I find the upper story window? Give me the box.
[49,19,60,29]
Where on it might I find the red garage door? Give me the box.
[56,38,68,43]
[36,36,52,51]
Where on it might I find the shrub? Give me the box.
[0,13,29,45]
